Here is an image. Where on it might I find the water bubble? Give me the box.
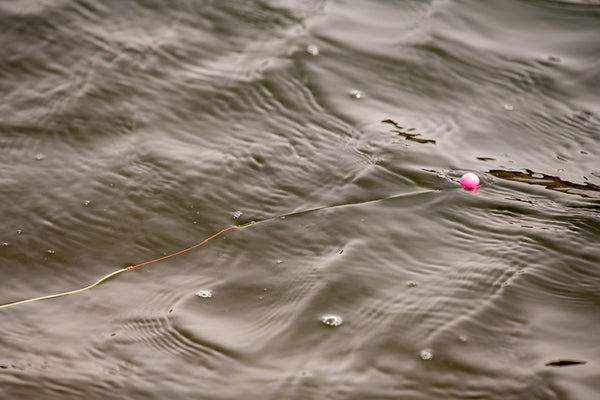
[503,104,514,111]
[83,200,91,206]
[458,336,468,343]
[232,211,243,219]
[407,281,418,287]
[2,242,8,247]
[47,249,55,254]
[195,289,213,298]
[276,259,283,264]
[306,44,319,56]
[349,89,364,99]
[420,348,433,360]
[321,315,343,327]
[17,230,22,234]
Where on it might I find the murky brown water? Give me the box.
[1,0,599,398]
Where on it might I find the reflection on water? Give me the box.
[1,0,600,399]
[381,119,436,144]
[490,169,600,197]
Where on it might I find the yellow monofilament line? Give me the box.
[0,268,128,309]
[0,225,239,310]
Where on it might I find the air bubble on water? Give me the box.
[83,200,90,206]
[349,89,364,99]
[195,289,213,298]
[458,336,468,343]
[2,242,8,247]
[420,348,433,360]
[321,315,343,327]
[503,104,514,111]
[407,281,418,287]
[232,211,243,219]
[306,44,319,56]
[35,154,46,161]
[17,230,22,234]
[47,249,55,254]
[276,259,283,265]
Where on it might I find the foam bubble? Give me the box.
[321,315,343,327]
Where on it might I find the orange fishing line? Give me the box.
[0,225,239,310]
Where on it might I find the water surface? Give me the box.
[1,0,599,398]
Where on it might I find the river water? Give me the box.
[1,0,599,398]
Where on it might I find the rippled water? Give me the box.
[1,0,599,398]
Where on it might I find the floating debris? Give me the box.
[545,360,586,367]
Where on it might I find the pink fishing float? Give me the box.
[460,172,480,189]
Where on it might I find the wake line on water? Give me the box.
[0,188,439,310]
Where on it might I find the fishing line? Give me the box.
[0,225,239,310]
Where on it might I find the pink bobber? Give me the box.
[460,172,480,190]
